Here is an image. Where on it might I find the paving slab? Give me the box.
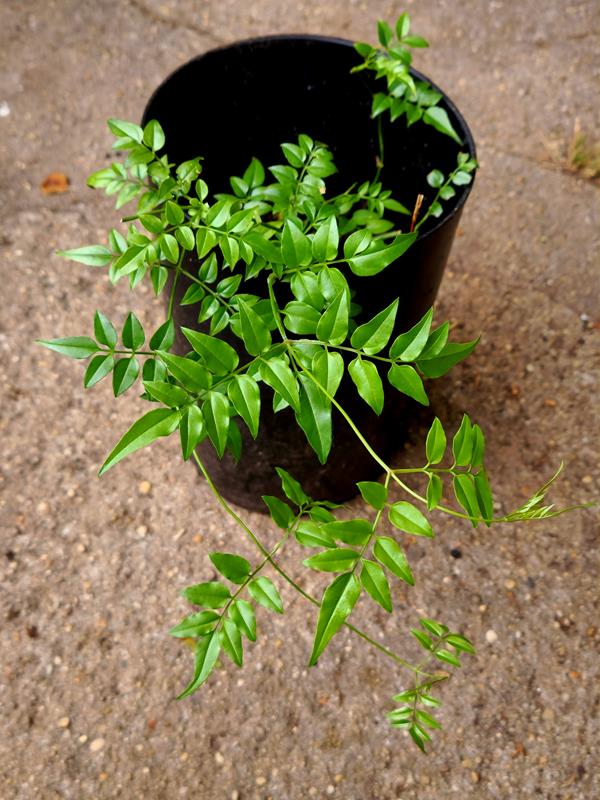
[1,1,598,798]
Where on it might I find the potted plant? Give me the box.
[39,13,581,752]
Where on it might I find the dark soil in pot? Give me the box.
[142,35,476,511]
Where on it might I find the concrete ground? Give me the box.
[0,1,598,798]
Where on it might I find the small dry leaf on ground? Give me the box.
[40,172,70,194]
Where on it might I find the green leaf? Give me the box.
[227,374,260,439]
[113,245,146,277]
[388,364,429,405]
[176,632,221,699]
[296,373,332,464]
[388,501,434,538]
[417,339,479,378]
[318,266,349,302]
[403,35,428,48]
[323,519,372,546]
[423,106,462,145]
[181,284,205,306]
[415,709,441,731]
[377,19,393,46]
[144,380,188,407]
[93,312,118,348]
[435,649,461,668]
[427,169,445,188]
[142,358,166,383]
[150,266,169,296]
[311,350,344,400]
[295,521,336,549]
[316,290,349,346]
[229,599,256,642]
[57,245,113,267]
[347,233,416,276]
[209,552,251,585]
[373,537,414,585]
[409,724,429,752]
[312,216,339,262]
[202,391,230,458]
[303,548,359,573]
[176,225,195,251]
[471,424,486,467]
[389,309,433,361]
[158,351,212,392]
[84,354,114,388]
[453,473,480,526]
[360,560,392,612]
[121,312,145,350]
[99,408,180,475]
[290,271,323,308]
[426,474,443,511]
[309,572,361,665]
[275,467,310,507]
[139,214,164,234]
[474,469,494,523]
[309,506,337,524]
[237,298,271,356]
[396,11,410,38]
[196,228,217,259]
[219,236,239,267]
[357,481,388,510]
[177,157,202,186]
[142,119,165,150]
[412,629,434,650]
[165,199,185,226]
[149,319,175,351]
[262,495,294,529]
[420,693,442,708]
[182,581,231,608]
[245,231,283,264]
[38,336,98,360]
[243,157,265,188]
[420,618,448,637]
[181,328,239,376]
[281,219,312,268]
[179,404,206,460]
[419,322,449,359]
[169,610,219,638]
[351,299,398,355]
[108,118,143,143]
[446,633,475,654]
[225,418,242,462]
[283,301,320,335]
[260,358,300,411]
[348,357,384,415]
[452,414,473,466]
[281,141,305,167]
[248,577,283,614]
[112,356,139,396]
[160,233,179,264]
[426,417,446,464]
[452,171,473,186]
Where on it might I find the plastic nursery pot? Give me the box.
[142,35,476,511]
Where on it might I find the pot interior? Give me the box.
[142,36,475,230]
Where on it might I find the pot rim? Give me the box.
[142,33,477,241]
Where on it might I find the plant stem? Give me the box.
[374,115,385,183]
[286,346,493,524]
[167,249,185,319]
[179,267,234,311]
[191,450,426,676]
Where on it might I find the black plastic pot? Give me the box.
[142,35,476,511]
